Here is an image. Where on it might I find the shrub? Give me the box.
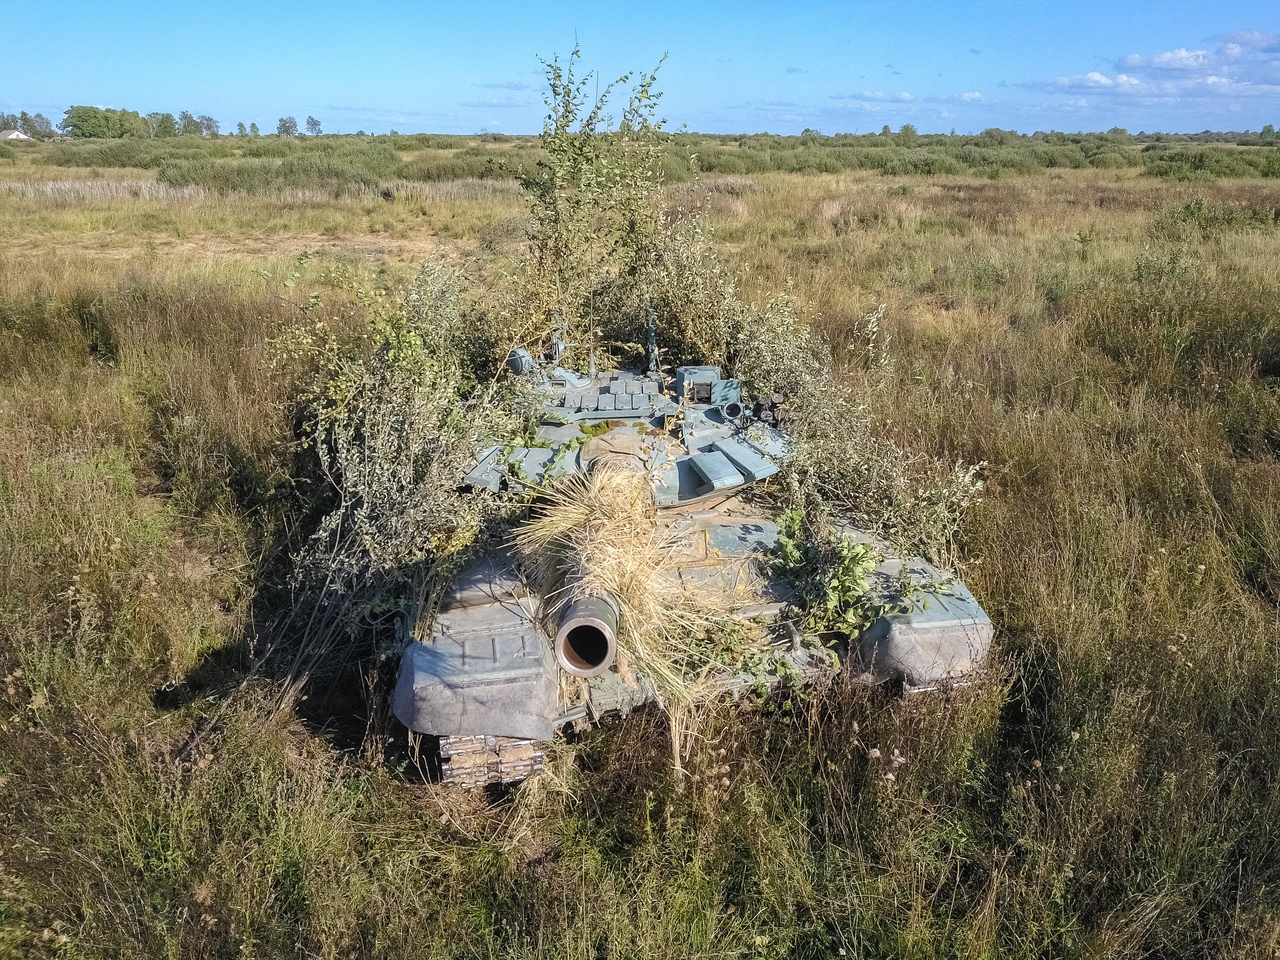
[1152,196,1279,239]
[880,150,967,176]
[157,152,389,195]
[1142,147,1261,180]
[41,136,232,169]
[1089,150,1131,168]
[267,265,523,693]
[395,148,525,182]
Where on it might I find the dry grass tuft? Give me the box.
[516,465,735,708]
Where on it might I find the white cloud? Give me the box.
[961,91,983,101]
[1121,47,1211,72]
[830,90,914,102]
[473,80,533,91]
[1031,32,1280,106]
[1048,71,1141,92]
[459,98,529,109]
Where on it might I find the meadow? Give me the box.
[1,132,1279,958]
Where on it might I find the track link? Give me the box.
[439,735,545,787]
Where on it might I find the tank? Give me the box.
[392,331,993,787]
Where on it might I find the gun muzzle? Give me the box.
[554,594,619,678]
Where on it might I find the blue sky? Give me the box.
[3,1,1278,134]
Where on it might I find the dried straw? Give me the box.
[515,464,732,708]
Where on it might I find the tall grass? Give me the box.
[1,166,1279,957]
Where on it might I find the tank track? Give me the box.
[439,735,545,787]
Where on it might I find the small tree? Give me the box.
[60,106,110,138]
[513,46,669,356]
[236,121,247,137]
[19,111,53,140]
[277,116,298,137]
[147,111,177,138]
[249,121,260,137]
[305,115,322,136]
[1262,124,1276,142]
[178,111,201,136]
[898,123,919,146]
[197,115,219,137]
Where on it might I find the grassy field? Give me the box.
[2,139,1280,958]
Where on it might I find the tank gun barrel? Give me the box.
[554,593,619,678]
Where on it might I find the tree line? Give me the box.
[0,111,55,139]
[7,104,1276,145]
[1,105,326,140]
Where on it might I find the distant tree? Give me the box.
[277,116,298,137]
[389,128,399,136]
[305,115,322,136]
[1262,124,1277,142]
[0,112,18,131]
[147,111,177,138]
[355,129,366,136]
[59,105,147,138]
[880,124,892,137]
[19,111,54,140]
[178,111,201,136]
[236,121,247,137]
[976,127,1016,146]
[800,127,820,138]
[110,110,147,138]
[898,123,919,146]
[249,121,260,137]
[197,115,219,137]
[61,105,110,138]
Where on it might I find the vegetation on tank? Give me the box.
[262,48,963,729]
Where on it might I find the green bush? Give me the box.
[27,132,1280,185]
[42,136,233,169]
[158,154,381,194]
[1142,147,1264,180]
[243,138,300,158]
[1153,197,1279,238]
[386,133,467,150]
[1090,150,1131,168]
[694,147,772,175]
[394,147,540,181]
[881,150,968,176]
